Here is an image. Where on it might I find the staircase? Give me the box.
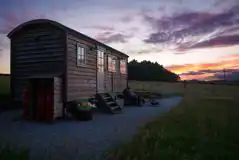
[95,93,122,114]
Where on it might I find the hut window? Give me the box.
[108,55,116,72]
[120,60,127,74]
[97,50,104,72]
[77,45,86,66]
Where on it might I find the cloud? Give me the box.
[221,53,239,59]
[86,25,115,31]
[178,68,239,81]
[120,15,134,22]
[95,32,131,43]
[166,54,239,80]
[180,68,238,76]
[0,0,68,34]
[0,10,48,34]
[189,35,239,49]
[143,4,239,51]
[215,70,239,80]
[137,48,162,54]
[166,56,239,80]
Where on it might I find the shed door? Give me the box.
[97,50,105,93]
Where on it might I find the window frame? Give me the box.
[108,55,117,72]
[97,49,104,72]
[120,59,127,74]
[77,44,87,67]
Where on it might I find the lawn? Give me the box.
[0,75,10,95]
[129,80,239,99]
[0,145,29,160]
[0,75,11,109]
[108,96,239,160]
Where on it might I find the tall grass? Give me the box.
[108,97,239,160]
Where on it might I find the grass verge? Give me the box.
[0,145,29,160]
[108,97,239,160]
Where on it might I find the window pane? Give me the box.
[77,45,87,65]
[120,60,126,73]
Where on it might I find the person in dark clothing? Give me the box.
[123,86,142,106]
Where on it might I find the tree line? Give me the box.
[128,60,180,82]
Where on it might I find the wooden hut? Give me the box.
[8,19,129,122]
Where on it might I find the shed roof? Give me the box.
[7,19,129,58]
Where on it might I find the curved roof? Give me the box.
[7,19,128,57]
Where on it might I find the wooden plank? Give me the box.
[67,94,95,99]
[67,71,96,77]
[67,65,96,72]
[67,75,96,81]
[67,80,96,85]
[15,59,63,64]
[14,39,64,47]
[67,34,95,47]
[14,44,64,51]
[14,49,65,56]
[67,51,96,59]
[68,61,96,68]
[15,30,62,39]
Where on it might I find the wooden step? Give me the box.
[107,101,117,106]
[111,106,122,114]
[95,93,122,114]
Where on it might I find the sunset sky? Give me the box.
[0,0,239,80]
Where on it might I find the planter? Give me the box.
[67,101,93,121]
[76,104,92,121]
[76,109,92,121]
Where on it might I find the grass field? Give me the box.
[0,75,10,95]
[129,80,239,99]
[107,81,239,160]
[108,96,239,160]
[0,75,10,108]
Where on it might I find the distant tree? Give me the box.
[128,59,180,82]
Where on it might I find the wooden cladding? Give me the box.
[66,33,97,101]
[10,19,128,103]
[10,24,65,100]
[104,72,127,93]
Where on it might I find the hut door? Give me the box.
[97,50,105,93]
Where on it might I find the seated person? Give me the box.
[123,87,143,105]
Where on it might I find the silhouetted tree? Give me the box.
[128,59,180,82]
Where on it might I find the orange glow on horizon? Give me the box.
[167,56,239,80]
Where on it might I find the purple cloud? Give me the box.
[190,35,239,49]
[180,69,239,81]
[120,15,134,23]
[215,69,239,81]
[87,25,115,31]
[180,69,224,76]
[143,4,239,51]
[96,32,131,43]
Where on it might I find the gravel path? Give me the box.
[0,97,182,160]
